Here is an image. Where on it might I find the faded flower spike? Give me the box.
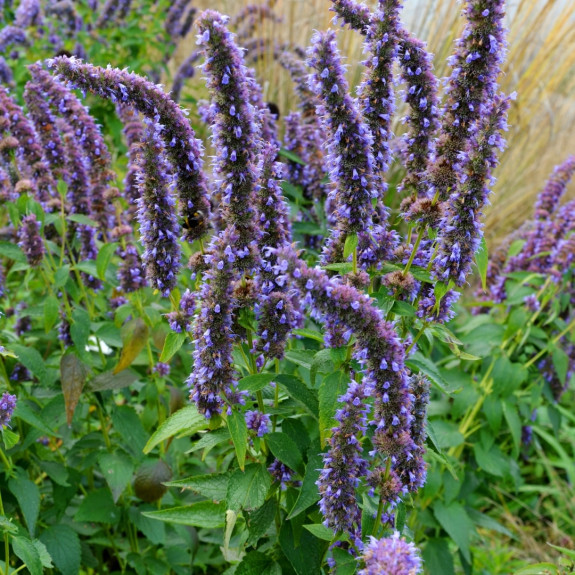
[359,532,423,575]
[307,29,377,262]
[136,118,181,297]
[196,10,261,271]
[18,214,45,267]
[48,56,211,242]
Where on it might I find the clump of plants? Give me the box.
[0,0,574,574]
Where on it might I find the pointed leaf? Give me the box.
[142,501,226,528]
[475,236,488,291]
[9,477,40,537]
[165,472,230,502]
[39,524,81,575]
[160,331,187,363]
[228,410,248,470]
[98,452,135,502]
[12,536,42,575]
[114,317,149,374]
[227,464,271,511]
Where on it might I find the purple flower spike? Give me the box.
[397,31,440,197]
[245,410,271,437]
[166,288,196,333]
[48,56,211,242]
[0,84,55,208]
[28,64,115,229]
[14,0,42,28]
[359,532,423,575]
[0,392,17,429]
[0,26,28,54]
[428,0,507,201]
[307,29,377,262]
[317,379,371,540]
[330,0,372,34]
[357,0,402,178]
[136,118,181,297]
[117,243,147,293]
[18,214,45,267]
[96,0,133,28]
[533,156,575,222]
[187,228,239,418]
[197,10,261,271]
[274,247,417,506]
[171,50,201,103]
[435,94,510,286]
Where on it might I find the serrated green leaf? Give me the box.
[227,464,271,511]
[407,354,461,395]
[70,308,91,355]
[238,373,276,393]
[187,428,230,457]
[343,233,358,260]
[98,452,135,502]
[9,477,40,537]
[2,428,19,449]
[275,374,319,419]
[142,501,226,528]
[44,296,60,333]
[33,539,53,568]
[166,472,230,502]
[96,242,118,280]
[433,502,473,563]
[144,405,208,454]
[287,451,322,519]
[160,331,186,362]
[13,401,59,437]
[12,536,42,575]
[246,498,277,546]
[266,432,303,474]
[236,551,281,575]
[303,524,334,541]
[228,410,248,470]
[10,344,46,381]
[39,524,81,575]
[475,235,489,291]
[75,488,120,524]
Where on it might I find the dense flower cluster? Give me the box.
[18,213,45,267]
[0,392,17,428]
[359,532,423,575]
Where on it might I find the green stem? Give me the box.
[403,228,425,275]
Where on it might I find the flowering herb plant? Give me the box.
[0,0,574,574]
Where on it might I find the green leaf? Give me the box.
[407,354,461,395]
[75,488,120,524]
[70,308,91,354]
[144,405,208,454]
[266,432,303,473]
[343,233,358,260]
[0,241,26,263]
[88,369,139,392]
[473,443,507,477]
[422,538,455,575]
[392,300,416,317]
[114,317,149,373]
[13,401,59,437]
[552,347,569,384]
[39,524,81,575]
[166,472,230,502]
[246,498,277,546]
[513,565,559,575]
[275,374,319,419]
[303,524,334,541]
[67,213,100,227]
[433,502,473,563]
[10,344,46,381]
[54,265,70,289]
[236,551,281,575]
[547,543,575,561]
[279,147,305,165]
[44,296,60,333]
[98,452,135,502]
[292,328,324,343]
[319,371,348,447]
[228,410,248,470]
[475,236,489,291]
[284,350,315,371]
[238,373,276,393]
[142,501,226,528]
[96,242,118,280]
[33,539,54,568]
[60,353,87,426]
[502,401,522,458]
[287,451,322,519]
[112,405,147,457]
[9,477,40,537]
[322,262,354,274]
[0,516,17,533]
[187,428,230,457]
[12,536,43,575]
[2,428,19,450]
[429,420,464,449]
[227,464,271,511]
[160,331,187,363]
[279,519,328,575]
[332,547,358,575]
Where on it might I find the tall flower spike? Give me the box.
[274,247,416,505]
[18,213,45,267]
[171,50,201,103]
[136,118,181,297]
[533,156,575,221]
[253,143,297,365]
[0,85,55,208]
[117,104,144,219]
[231,4,281,43]
[0,27,28,54]
[359,532,423,575]
[197,10,261,271]
[14,0,42,28]
[435,94,510,286]
[0,392,17,429]
[397,30,440,197]
[357,0,402,178]
[307,30,377,263]
[96,0,132,28]
[330,0,372,34]
[28,64,115,229]
[48,56,211,242]
[188,228,239,418]
[317,379,371,542]
[428,0,507,201]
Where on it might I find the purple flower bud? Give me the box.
[245,409,271,437]
[153,362,171,377]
